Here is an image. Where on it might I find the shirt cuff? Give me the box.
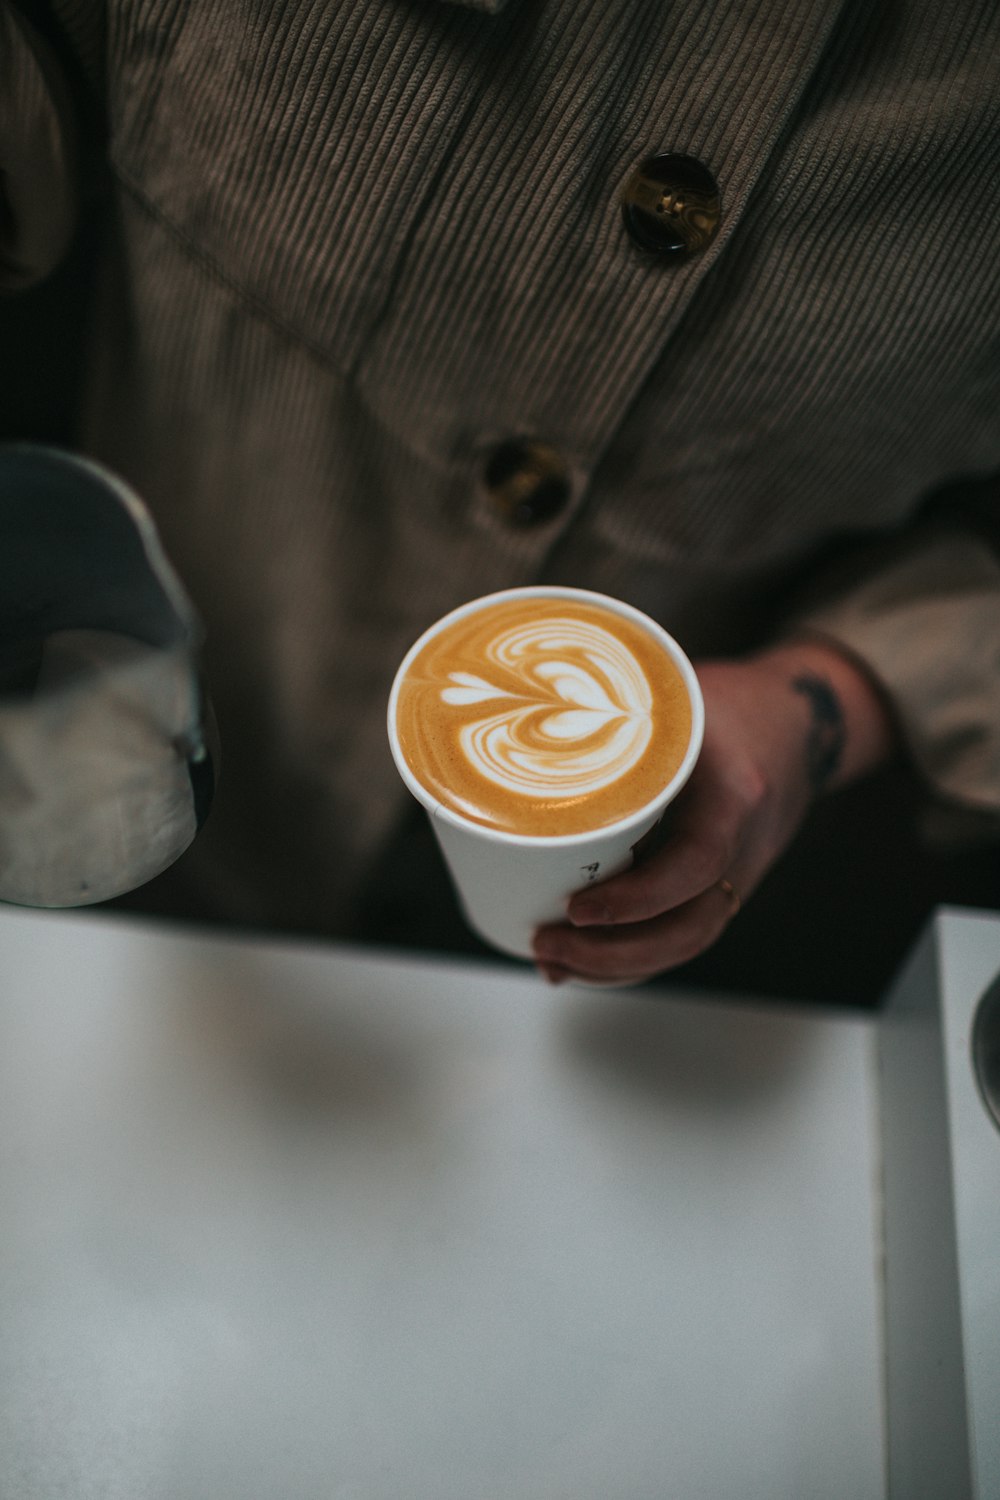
[788,522,1000,824]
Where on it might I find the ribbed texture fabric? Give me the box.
[105,0,848,468]
[600,0,1000,562]
[4,0,1000,932]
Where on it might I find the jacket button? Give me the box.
[621,153,721,259]
[484,440,571,527]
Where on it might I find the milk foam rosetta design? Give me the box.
[441,616,653,800]
[395,597,693,836]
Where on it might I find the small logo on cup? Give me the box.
[580,862,601,882]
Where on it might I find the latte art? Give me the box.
[441,617,653,801]
[394,595,693,837]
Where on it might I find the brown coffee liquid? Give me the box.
[395,597,692,836]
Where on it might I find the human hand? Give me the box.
[531,639,895,986]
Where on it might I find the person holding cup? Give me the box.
[388,586,897,985]
[2,0,998,996]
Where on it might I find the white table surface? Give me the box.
[0,906,885,1500]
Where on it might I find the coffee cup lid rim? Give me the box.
[387,586,705,846]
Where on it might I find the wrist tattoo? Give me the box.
[791,673,846,795]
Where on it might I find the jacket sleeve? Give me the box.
[0,1,79,290]
[785,476,1000,837]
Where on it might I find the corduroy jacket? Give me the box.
[3,0,999,932]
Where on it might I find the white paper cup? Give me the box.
[387,587,704,959]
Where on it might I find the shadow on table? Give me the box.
[558,986,820,1118]
[164,941,427,1128]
